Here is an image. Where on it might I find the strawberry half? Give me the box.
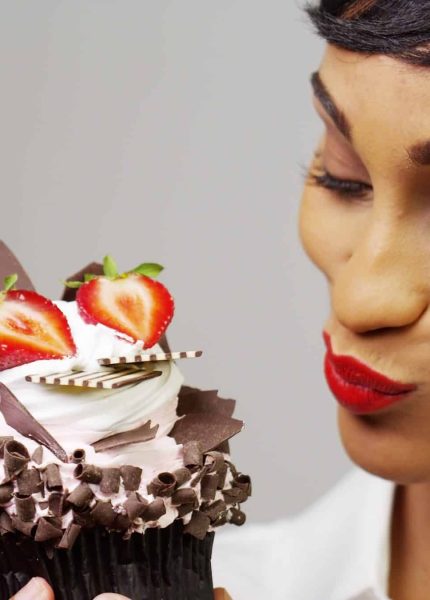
[0,290,77,371]
[76,273,174,348]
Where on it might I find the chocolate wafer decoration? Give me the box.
[98,350,202,366]
[26,367,162,389]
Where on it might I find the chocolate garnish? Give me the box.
[173,467,191,487]
[71,449,85,464]
[62,262,104,302]
[0,241,34,292]
[14,493,36,521]
[201,499,227,522]
[92,421,159,453]
[48,493,65,517]
[17,468,42,495]
[204,451,225,473]
[177,387,235,418]
[0,437,13,459]
[100,468,120,494]
[120,465,142,491]
[190,465,210,488]
[223,487,248,505]
[0,511,13,534]
[72,506,95,528]
[0,483,13,505]
[35,517,63,542]
[171,413,243,453]
[67,482,94,508]
[182,441,203,468]
[74,463,102,484]
[177,503,195,518]
[58,523,81,550]
[143,498,166,521]
[31,446,43,465]
[212,512,228,527]
[233,473,252,496]
[147,472,176,497]
[113,513,131,531]
[44,464,63,491]
[11,516,34,536]
[183,511,210,540]
[216,462,228,489]
[90,501,116,527]
[229,507,246,526]
[124,492,148,521]
[0,384,68,463]
[200,473,218,502]
[4,440,30,479]
[171,488,198,508]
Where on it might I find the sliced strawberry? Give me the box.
[0,290,76,371]
[76,273,174,348]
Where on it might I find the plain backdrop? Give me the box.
[1,0,351,523]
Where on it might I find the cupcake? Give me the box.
[0,243,251,600]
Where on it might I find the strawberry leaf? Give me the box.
[84,273,98,282]
[103,255,118,279]
[3,274,18,293]
[131,263,164,278]
[63,280,83,289]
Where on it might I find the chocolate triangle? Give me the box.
[178,387,235,417]
[0,241,34,291]
[171,412,243,453]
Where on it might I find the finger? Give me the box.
[214,589,233,600]
[11,578,54,600]
[93,595,131,600]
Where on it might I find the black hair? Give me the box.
[305,0,430,67]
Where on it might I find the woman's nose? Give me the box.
[331,218,429,333]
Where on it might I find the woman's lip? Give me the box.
[323,332,417,414]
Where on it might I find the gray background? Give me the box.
[1,0,351,522]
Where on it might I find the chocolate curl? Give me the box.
[90,501,117,527]
[233,473,252,497]
[0,241,34,291]
[229,507,246,526]
[124,492,148,521]
[100,468,121,494]
[70,449,85,464]
[173,467,191,487]
[177,503,195,518]
[171,488,198,508]
[113,513,131,531]
[67,482,94,508]
[34,517,63,542]
[190,465,210,488]
[17,468,42,495]
[147,472,176,498]
[216,463,228,489]
[14,493,36,521]
[4,440,30,479]
[0,384,68,463]
[62,262,103,301]
[44,464,63,491]
[204,451,225,473]
[92,421,159,453]
[58,523,81,550]
[120,465,142,491]
[200,474,219,502]
[0,511,13,534]
[143,498,166,521]
[183,511,210,540]
[11,516,34,536]
[31,446,43,465]
[201,499,227,522]
[0,437,13,459]
[223,487,248,505]
[183,441,203,469]
[0,483,13,505]
[72,506,95,528]
[48,493,66,517]
[212,512,228,527]
[74,463,102,484]
[171,412,243,453]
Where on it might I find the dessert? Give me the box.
[0,243,251,599]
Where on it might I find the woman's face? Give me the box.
[300,44,430,484]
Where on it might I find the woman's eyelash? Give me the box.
[306,167,373,198]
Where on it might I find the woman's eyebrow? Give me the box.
[310,71,352,141]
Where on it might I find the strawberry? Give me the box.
[0,275,76,371]
[72,256,174,348]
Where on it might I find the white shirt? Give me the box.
[212,467,396,600]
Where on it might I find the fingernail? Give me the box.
[14,578,49,599]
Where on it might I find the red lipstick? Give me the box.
[323,332,416,414]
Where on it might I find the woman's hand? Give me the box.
[10,577,130,599]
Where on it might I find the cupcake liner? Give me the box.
[0,521,215,600]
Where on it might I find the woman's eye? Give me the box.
[307,167,373,199]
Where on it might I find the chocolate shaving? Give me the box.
[177,387,236,418]
[90,501,116,527]
[72,506,95,528]
[171,488,198,508]
[14,493,36,521]
[44,464,63,491]
[229,507,246,526]
[113,513,131,531]
[204,451,225,473]
[31,446,43,465]
[71,449,85,464]
[201,499,227,522]
[35,517,63,542]
[0,511,13,534]
[100,468,120,494]
[177,503,195,517]
[223,487,248,505]
[171,413,243,453]
[191,465,210,488]
[182,441,203,468]
[4,440,30,479]
[124,492,148,521]
[200,474,219,501]
[11,516,34,536]
[216,462,228,489]
[0,241,34,292]
[48,493,65,517]
[120,465,142,491]
[62,262,104,301]
[0,437,13,459]
[183,511,210,540]
[0,384,68,463]
[0,483,13,505]
[143,498,166,521]
[67,482,94,508]
[58,523,81,550]
[173,467,191,487]
[74,463,102,484]
[17,468,42,495]
[92,421,159,453]
[233,473,252,496]
[147,472,176,497]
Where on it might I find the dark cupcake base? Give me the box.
[0,521,215,600]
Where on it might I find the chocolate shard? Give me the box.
[31,446,43,465]
[44,464,63,491]
[4,440,30,479]
[124,492,148,521]
[100,468,120,494]
[92,421,159,453]
[183,511,210,540]
[0,383,68,463]
[147,472,176,498]
[201,499,228,522]
[14,493,36,521]
[70,449,85,464]
[233,473,252,496]
[57,523,81,550]
[173,467,191,487]
[0,437,13,459]
[62,262,103,302]
[171,413,243,453]
[67,482,94,508]
[229,507,246,526]
[34,517,63,542]
[0,241,34,292]
[200,473,219,502]
[120,465,142,491]
[0,511,13,534]
[17,468,42,495]
[143,498,166,521]
[171,488,198,508]
[74,463,102,484]
[182,441,203,469]
[11,516,34,536]
[0,483,13,505]
[90,501,116,527]
[177,387,236,418]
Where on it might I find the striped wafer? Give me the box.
[98,349,203,366]
[25,368,162,389]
